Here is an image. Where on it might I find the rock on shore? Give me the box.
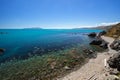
[107,52,120,71]
[110,39,120,51]
[88,32,96,38]
[90,39,108,49]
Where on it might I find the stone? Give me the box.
[109,69,119,75]
[110,39,120,51]
[50,62,57,69]
[64,66,71,70]
[90,39,103,45]
[90,38,108,49]
[0,48,5,54]
[105,75,120,80]
[83,48,95,55]
[100,41,108,49]
[107,52,120,70]
[88,32,96,38]
[99,31,107,35]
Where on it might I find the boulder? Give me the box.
[100,41,108,49]
[97,31,107,38]
[117,63,120,71]
[105,75,120,80]
[88,32,96,38]
[90,39,103,45]
[107,52,120,70]
[90,38,108,49]
[109,69,119,75]
[110,39,120,51]
[99,31,107,35]
[64,66,71,70]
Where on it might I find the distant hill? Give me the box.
[23,27,43,29]
[90,25,114,30]
[106,23,120,38]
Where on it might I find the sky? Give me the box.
[0,0,120,29]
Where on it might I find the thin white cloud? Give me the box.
[100,22,119,26]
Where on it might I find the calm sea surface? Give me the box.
[0,29,102,63]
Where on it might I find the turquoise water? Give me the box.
[0,29,102,63]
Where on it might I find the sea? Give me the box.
[0,29,102,63]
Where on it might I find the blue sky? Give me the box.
[0,0,120,29]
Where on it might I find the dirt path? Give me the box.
[59,36,117,80]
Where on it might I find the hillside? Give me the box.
[106,23,120,38]
[91,25,113,30]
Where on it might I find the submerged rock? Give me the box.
[0,48,5,54]
[83,48,95,55]
[83,48,97,58]
[0,32,8,34]
[64,66,71,70]
[88,32,96,38]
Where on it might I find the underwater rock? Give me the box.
[83,48,95,55]
[83,48,97,58]
[0,32,8,34]
[50,62,57,69]
[0,48,5,54]
[88,32,96,38]
[64,66,71,70]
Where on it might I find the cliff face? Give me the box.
[106,23,120,38]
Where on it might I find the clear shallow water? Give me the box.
[0,29,102,63]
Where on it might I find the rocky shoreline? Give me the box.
[60,32,120,80]
[0,31,119,80]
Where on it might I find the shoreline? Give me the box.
[59,36,117,80]
[0,35,117,80]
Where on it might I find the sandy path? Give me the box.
[59,36,117,80]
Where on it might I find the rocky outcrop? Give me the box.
[90,39,102,45]
[88,31,108,49]
[99,31,107,36]
[90,39,108,49]
[88,32,96,38]
[110,39,120,51]
[107,52,120,71]
[100,41,108,49]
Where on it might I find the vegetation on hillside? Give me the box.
[106,23,120,38]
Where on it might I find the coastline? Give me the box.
[59,36,117,80]
[0,35,118,80]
